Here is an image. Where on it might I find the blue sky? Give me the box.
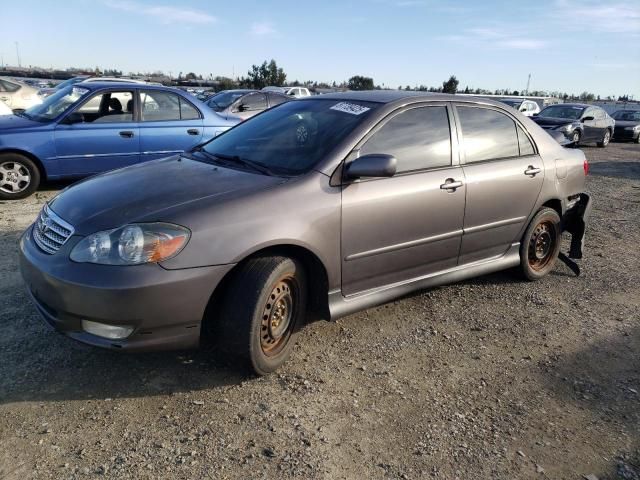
[2,0,639,97]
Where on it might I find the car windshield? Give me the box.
[199,99,379,175]
[539,105,585,119]
[500,99,523,108]
[23,85,90,122]
[612,110,640,121]
[207,91,248,111]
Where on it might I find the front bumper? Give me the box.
[19,226,235,352]
[613,127,639,141]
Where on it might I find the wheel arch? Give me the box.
[0,149,47,181]
[541,198,563,218]
[201,244,330,341]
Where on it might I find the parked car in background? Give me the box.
[0,77,42,112]
[19,91,591,375]
[532,103,614,147]
[499,98,540,116]
[195,91,216,102]
[0,83,236,199]
[263,86,311,98]
[611,109,640,143]
[0,99,12,116]
[205,89,293,121]
[38,76,91,98]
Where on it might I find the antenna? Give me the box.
[15,42,21,68]
[525,73,531,95]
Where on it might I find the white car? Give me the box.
[262,86,311,98]
[499,98,541,116]
[0,99,12,115]
[81,77,162,86]
[0,77,42,111]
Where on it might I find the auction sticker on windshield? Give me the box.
[330,102,371,115]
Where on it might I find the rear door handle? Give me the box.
[440,178,464,191]
[187,128,200,136]
[119,131,134,138]
[524,166,542,176]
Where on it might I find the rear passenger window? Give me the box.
[359,106,451,173]
[458,107,519,163]
[517,125,535,156]
[141,91,181,121]
[180,98,200,120]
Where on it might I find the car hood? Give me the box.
[48,156,287,234]
[532,116,579,127]
[0,114,46,131]
[614,120,639,128]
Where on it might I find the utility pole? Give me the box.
[525,73,531,95]
[15,42,21,68]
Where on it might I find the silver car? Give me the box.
[204,89,292,121]
[20,91,591,375]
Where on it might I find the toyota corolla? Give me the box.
[20,91,591,375]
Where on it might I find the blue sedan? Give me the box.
[0,82,237,199]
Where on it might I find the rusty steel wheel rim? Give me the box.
[528,220,556,271]
[260,277,296,356]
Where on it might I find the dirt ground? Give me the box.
[0,142,638,480]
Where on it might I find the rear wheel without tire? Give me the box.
[0,153,40,200]
[597,129,611,148]
[571,130,581,146]
[519,207,561,281]
[218,256,307,375]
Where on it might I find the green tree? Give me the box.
[442,75,459,94]
[185,72,197,81]
[214,76,236,90]
[348,75,374,90]
[246,59,287,89]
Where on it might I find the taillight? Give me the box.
[583,159,589,175]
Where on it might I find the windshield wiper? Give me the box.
[207,151,275,176]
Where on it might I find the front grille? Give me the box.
[33,205,75,254]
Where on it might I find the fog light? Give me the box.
[81,320,134,340]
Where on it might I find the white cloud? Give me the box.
[555,0,640,34]
[104,1,217,25]
[442,26,547,50]
[250,21,277,36]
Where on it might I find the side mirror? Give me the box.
[63,111,84,124]
[345,154,397,180]
[582,116,595,122]
[236,103,249,112]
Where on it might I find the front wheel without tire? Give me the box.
[519,207,562,281]
[218,256,307,375]
[0,153,40,200]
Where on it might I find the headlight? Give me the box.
[70,223,190,265]
[556,124,576,133]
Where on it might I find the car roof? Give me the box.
[72,82,178,91]
[305,90,465,104]
[545,103,591,108]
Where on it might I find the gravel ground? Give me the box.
[0,143,638,480]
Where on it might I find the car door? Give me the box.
[138,89,204,162]
[231,93,268,121]
[593,108,609,140]
[454,104,544,264]
[580,107,599,141]
[54,88,140,176]
[341,104,465,296]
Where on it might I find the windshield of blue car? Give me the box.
[207,91,248,111]
[23,85,90,122]
[199,99,379,175]
[612,110,640,121]
[538,105,585,119]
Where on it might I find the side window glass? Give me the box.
[359,106,451,173]
[458,106,519,163]
[241,93,267,111]
[141,91,181,121]
[517,125,535,156]
[77,91,133,123]
[180,98,200,120]
[268,94,289,107]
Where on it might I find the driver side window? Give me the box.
[76,91,134,123]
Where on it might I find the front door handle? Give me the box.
[187,128,200,136]
[119,131,134,138]
[440,178,464,191]
[524,166,542,176]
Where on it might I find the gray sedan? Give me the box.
[205,89,292,121]
[20,91,591,375]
